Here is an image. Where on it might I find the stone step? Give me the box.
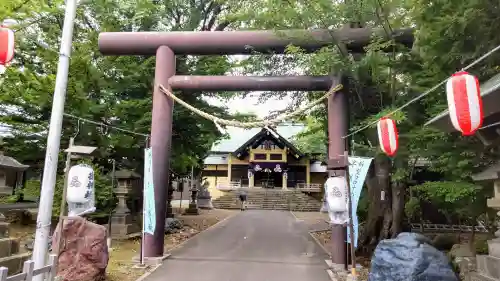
[212,191,321,212]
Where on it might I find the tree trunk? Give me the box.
[358,154,392,253]
[391,180,405,237]
[469,219,477,255]
[391,158,407,238]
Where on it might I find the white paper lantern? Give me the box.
[324,176,347,212]
[66,164,96,216]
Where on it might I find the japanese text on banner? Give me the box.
[143,148,156,235]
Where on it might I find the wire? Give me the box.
[342,43,500,139]
[63,113,149,137]
[479,120,500,130]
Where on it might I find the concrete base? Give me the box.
[111,223,140,238]
[185,203,199,215]
[197,198,213,209]
[133,254,171,266]
[110,213,140,238]
[325,260,363,281]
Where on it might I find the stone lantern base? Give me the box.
[110,212,140,238]
[470,196,500,281]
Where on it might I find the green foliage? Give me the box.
[23,179,41,199]
[3,0,500,230]
[0,0,256,213]
[475,238,489,255]
[432,234,459,251]
[413,181,478,204]
[404,196,421,219]
[413,181,488,224]
[292,116,326,158]
[223,0,500,238]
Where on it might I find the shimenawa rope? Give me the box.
[158,84,343,129]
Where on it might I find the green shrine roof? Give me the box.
[210,123,305,153]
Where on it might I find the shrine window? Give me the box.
[254,153,267,160]
[269,154,282,160]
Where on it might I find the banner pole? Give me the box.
[344,151,357,276]
[141,136,150,266]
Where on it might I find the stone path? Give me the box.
[144,210,331,281]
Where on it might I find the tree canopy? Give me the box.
[1,0,500,245]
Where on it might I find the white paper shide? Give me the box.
[66,164,96,216]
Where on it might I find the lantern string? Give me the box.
[342,43,500,139]
[478,120,500,130]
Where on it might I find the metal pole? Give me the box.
[32,1,78,278]
[344,151,357,276]
[55,138,74,259]
[108,159,116,250]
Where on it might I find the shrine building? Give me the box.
[202,124,328,200]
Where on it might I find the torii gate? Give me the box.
[98,27,413,266]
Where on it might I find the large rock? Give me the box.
[52,217,109,281]
[368,232,458,281]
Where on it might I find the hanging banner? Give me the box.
[143,148,156,235]
[346,156,373,248]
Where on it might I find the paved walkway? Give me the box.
[145,210,331,281]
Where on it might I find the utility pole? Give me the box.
[31,1,78,279]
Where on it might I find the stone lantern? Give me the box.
[185,177,200,215]
[197,179,213,209]
[110,169,141,238]
[471,164,500,281]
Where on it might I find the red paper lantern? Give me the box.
[377,117,399,157]
[446,71,483,136]
[0,26,14,65]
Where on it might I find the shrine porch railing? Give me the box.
[216,181,322,192]
[0,254,57,281]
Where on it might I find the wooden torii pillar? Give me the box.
[98,28,413,264]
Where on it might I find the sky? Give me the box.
[204,93,293,118]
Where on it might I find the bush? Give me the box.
[475,238,489,254]
[23,179,41,200]
[432,234,459,251]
